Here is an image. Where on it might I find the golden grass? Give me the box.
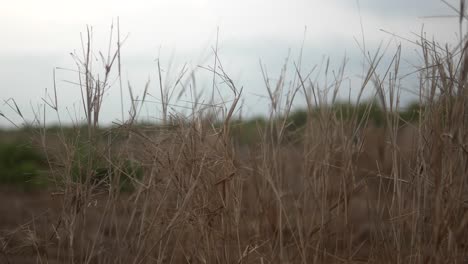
[2,12,468,263]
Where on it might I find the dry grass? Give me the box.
[1,10,468,263]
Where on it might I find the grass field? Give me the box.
[1,11,468,263]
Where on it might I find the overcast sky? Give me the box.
[0,0,461,127]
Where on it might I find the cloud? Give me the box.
[0,0,462,126]
[345,0,454,17]
[1,0,458,54]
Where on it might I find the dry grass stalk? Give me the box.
[2,6,468,263]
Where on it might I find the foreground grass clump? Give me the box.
[1,17,468,264]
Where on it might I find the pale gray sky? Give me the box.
[0,0,461,127]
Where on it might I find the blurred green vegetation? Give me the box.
[0,140,48,190]
[43,130,144,192]
[0,101,421,189]
[231,101,421,145]
[70,154,144,193]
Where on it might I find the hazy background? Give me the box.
[0,0,462,127]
